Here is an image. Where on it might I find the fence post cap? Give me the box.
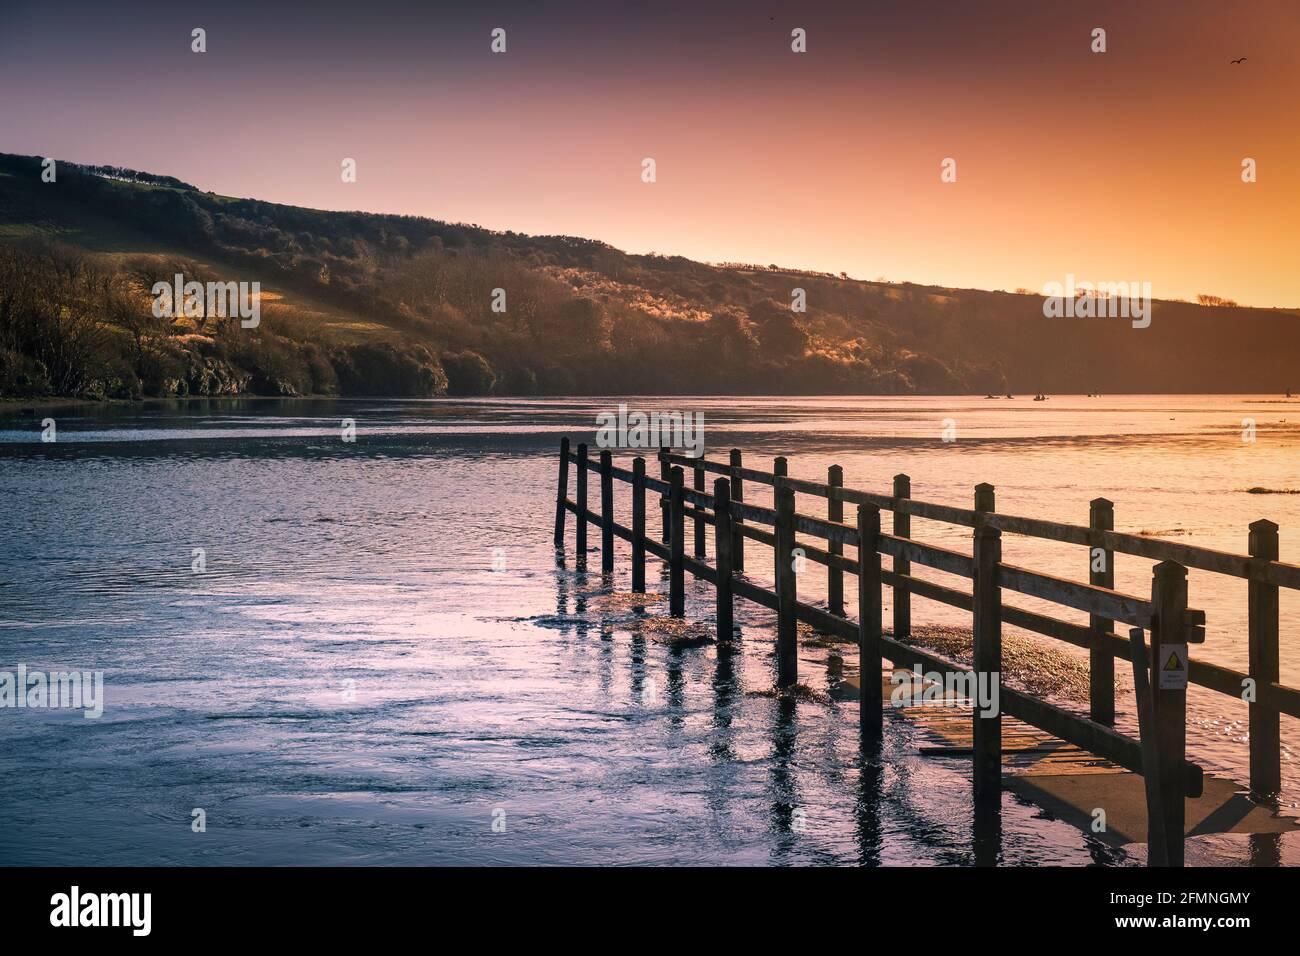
[828,464,843,480]
[1153,560,1187,580]
[1090,496,1114,510]
[1249,519,1279,559]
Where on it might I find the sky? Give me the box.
[1,0,1297,306]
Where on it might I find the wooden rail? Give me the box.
[553,438,1300,867]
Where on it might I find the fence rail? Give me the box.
[553,438,1300,867]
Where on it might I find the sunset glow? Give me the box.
[2,0,1296,306]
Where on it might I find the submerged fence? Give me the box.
[552,438,1300,866]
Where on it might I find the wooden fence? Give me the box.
[552,438,1300,866]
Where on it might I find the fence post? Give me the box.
[600,450,614,574]
[775,484,798,688]
[632,457,646,592]
[858,504,883,744]
[1088,498,1117,726]
[730,449,745,573]
[1150,561,1189,867]
[576,443,589,558]
[693,463,706,557]
[659,448,671,544]
[669,467,685,616]
[1248,519,1281,801]
[893,474,911,641]
[554,437,570,546]
[1128,626,1168,867]
[714,478,734,641]
[828,465,845,616]
[972,515,1002,806]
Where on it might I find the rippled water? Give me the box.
[1,395,1298,865]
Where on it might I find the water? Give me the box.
[1,395,1298,866]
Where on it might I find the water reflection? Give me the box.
[1250,832,1282,867]
[854,755,885,867]
[5,396,1296,865]
[711,638,737,760]
[767,696,799,861]
[973,797,1002,867]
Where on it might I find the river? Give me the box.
[1,394,1297,865]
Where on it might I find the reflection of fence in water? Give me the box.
[552,437,1300,866]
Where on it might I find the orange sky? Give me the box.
[2,0,1297,305]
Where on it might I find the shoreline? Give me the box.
[5,391,1300,413]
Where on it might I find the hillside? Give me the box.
[1,151,1296,400]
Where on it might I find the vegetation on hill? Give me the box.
[1,152,1296,400]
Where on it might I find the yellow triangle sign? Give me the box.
[1163,650,1184,671]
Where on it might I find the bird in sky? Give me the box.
[1231,57,1247,64]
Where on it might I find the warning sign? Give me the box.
[1158,644,1188,690]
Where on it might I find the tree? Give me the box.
[748,300,808,359]
[1196,293,1239,308]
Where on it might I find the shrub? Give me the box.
[333,343,447,396]
[442,349,497,396]
[0,348,51,397]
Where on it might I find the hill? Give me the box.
[1,151,1296,400]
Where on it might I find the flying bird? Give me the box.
[1231,57,1247,64]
